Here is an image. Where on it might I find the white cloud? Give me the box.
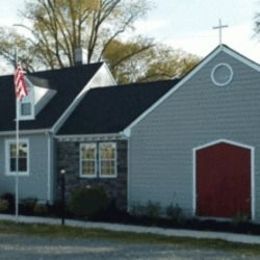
[133,19,168,35]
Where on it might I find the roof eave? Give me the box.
[55,132,128,142]
[0,128,50,136]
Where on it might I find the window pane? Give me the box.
[100,161,116,176]
[100,143,116,160]
[19,158,27,172]
[10,158,16,172]
[82,161,95,176]
[19,144,28,157]
[10,144,17,157]
[100,143,116,177]
[10,158,27,172]
[81,144,96,160]
[21,103,32,116]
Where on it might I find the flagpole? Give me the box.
[14,47,19,221]
[15,94,19,221]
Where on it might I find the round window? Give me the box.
[211,63,233,86]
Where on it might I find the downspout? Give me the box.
[46,131,52,203]
[121,129,131,212]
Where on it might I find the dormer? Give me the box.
[19,76,56,121]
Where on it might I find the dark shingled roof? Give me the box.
[58,79,179,135]
[0,63,102,132]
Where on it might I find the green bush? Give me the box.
[20,198,38,215]
[166,203,185,223]
[129,202,145,216]
[232,212,249,226]
[33,203,48,216]
[68,186,109,219]
[144,201,161,219]
[0,193,14,213]
[0,199,9,212]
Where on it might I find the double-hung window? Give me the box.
[79,142,117,178]
[80,143,97,178]
[99,142,117,177]
[19,86,35,120]
[5,139,29,176]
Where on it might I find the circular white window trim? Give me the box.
[211,63,233,87]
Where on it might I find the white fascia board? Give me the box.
[194,139,254,151]
[55,132,126,142]
[102,62,117,85]
[222,46,260,72]
[0,129,49,136]
[123,45,260,133]
[51,63,116,134]
[51,75,96,133]
[51,66,99,134]
[122,46,223,132]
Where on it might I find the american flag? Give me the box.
[14,64,28,101]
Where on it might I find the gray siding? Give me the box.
[0,133,53,203]
[129,51,260,221]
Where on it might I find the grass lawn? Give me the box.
[0,220,259,256]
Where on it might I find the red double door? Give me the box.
[196,142,251,218]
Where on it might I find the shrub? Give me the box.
[20,198,38,215]
[33,203,48,216]
[144,201,161,219]
[232,212,249,226]
[0,199,9,212]
[129,202,145,216]
[0,193,15,213]
[166,203,185,223]
[68,186,109,219]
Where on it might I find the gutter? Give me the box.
[0,129,50,136]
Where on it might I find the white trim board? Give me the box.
[99,142,117,178]
[102,62,117,85]
[51,69,98,133]
[123,45,260,134]
[47,133,51,202]
[79,143,98,178]
[192,139,255,221]
[0,129,49,136]
[56,133,125,142]
[51,63,115,134]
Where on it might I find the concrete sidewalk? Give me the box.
[0,214,260,245]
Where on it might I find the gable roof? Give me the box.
[57,79,179,135]
[0,63,102,132]
[122,44,260,132]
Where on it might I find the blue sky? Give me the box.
[0,0,259,68]
[134,0,259,61]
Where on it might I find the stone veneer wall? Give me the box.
[56,139,128,210]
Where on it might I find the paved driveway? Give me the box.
[0,233,258,260]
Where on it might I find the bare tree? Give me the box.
[5,0,150,69]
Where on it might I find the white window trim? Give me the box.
[79,143,97,178]
[99,142,117,178]
[210,63,233,87]
[19,83,35,120]
[5,138,30,176]
[19,101,35,120]
[192,139,255,221]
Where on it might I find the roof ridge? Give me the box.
[30,62,103,76]
[87,78,180,92]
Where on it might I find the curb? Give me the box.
[0,214,260,245]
